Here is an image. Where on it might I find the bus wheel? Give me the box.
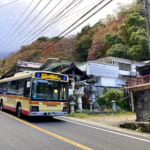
[0,100,3,111]
[16,104,21,118]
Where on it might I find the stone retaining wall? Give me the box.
[120,122,150,133]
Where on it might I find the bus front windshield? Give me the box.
[31,79,68,101]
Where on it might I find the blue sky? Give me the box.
[0,0,135,59]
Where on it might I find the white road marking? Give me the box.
[58,117,150,143]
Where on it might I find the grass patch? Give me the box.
[68,112,100,118]
[68,111,135,118]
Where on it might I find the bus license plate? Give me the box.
[48,112,55,116]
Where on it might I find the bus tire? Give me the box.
[0,100,3,111]
[16,103,22,118]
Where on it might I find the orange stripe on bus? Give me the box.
[43,102,63,105]
[29,101,66,105]
[29,101,39,104]
[0,94,30,100]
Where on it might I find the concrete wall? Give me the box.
[87,62,119,78]
[79,62,128,88]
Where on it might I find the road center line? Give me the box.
[1,112,93,150]
[58,117,150,143]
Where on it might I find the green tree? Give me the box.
[100,89,124,108]
[120,11,149,60]
[125,12,145,28]
[106,43,127,58]
[37,36,51,42]
[104,33,124,49]
[128,29,148,60]
[75,25,96,61]
[93,20,105,28]
[50,36,63,42]
[129,28,147,45]
[128,45,143,60]
[127,26,139,36]
[77,25,91,39]
[120,12,146,43]
[75,35,92,61]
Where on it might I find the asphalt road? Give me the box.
[0,111,150,150]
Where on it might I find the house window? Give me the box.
[119,63,131,71]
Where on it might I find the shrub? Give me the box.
[100,89,124,108]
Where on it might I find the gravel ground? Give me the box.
[82,114,136,127]
[62,114,150,138]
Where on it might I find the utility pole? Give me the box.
[144,0,150,57]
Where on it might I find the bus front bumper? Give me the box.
[29,111,68,117]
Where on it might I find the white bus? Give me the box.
[0,71,69,117]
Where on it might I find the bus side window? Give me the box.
[18,79,25,96]
[0,83,7,94]
[24,80,30,97]
[7,81,18,95]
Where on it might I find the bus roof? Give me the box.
[0,71,68,83]
[0,71,32,83]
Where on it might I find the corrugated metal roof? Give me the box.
[17,60,42,68]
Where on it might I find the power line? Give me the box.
[57,0,101,24]
[57,0,105,37]
[7,0,43,41]
[63,0,113,37]
[17,0,63,43]
[40,0,84,28]
[20,0,78,42]
[43,0,113,52]
[3,0,112,55]
[2,0,34,40]
[0,0,20,8]
[1,0,64,52]
[16,0,53,37]
[43,0,106,49]
[31,0,101,40]
[20,0,79,43]
[21,0,84,43]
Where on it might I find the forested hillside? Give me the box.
[0,0,148,76]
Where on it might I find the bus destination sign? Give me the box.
[35,72,67,81]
